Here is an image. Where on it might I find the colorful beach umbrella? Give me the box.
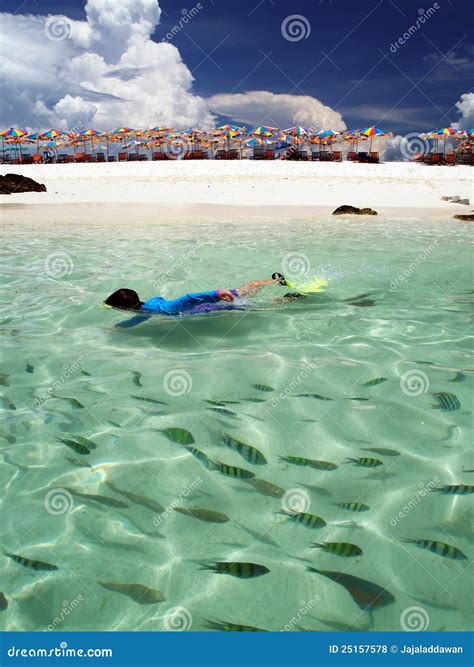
[40,129,63,139]
[250,125,278,137]
[1,127,26,138]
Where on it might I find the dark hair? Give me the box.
[105,288,144,311]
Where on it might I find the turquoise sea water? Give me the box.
[0,206,472,633]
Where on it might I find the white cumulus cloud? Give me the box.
[0,1,346,134]
[452,92,474,131]
[207,91,346,131]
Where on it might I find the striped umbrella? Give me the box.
[40,129,64,139]
[360,126,389,151]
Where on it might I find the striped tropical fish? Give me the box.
[432,484,474,495]
[403,538,467,560]
[333,501,370,512]
[432,392,461,412]
[221,432,267,465]
[3,549,58,571]
[199,561,269,578]
[279,455,337,470]
[279,511,326,528]
[310,542,363,557]
[212,460,255,480]
[345,457,383,467]
[204,619,267,631]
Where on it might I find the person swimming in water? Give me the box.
[105,277,282,327]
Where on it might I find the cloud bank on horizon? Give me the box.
[0,0,470,140]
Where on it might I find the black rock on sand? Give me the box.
[0,173,47,195]
[332,205,377,215]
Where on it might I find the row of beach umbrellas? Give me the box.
[1,125,472,157]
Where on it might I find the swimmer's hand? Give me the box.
[217,290,235,302]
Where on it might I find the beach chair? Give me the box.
[118,152,127,162]
[368,152,379,163]
[67,155,75,163]
[82,154,92,163]
[264,149,275,160]
[311,151,320,161]
[431,153,442,165]
[128,153,139,161]
[32,154,43,164]
[57,153,68,163]
[215,149,226,160]
[347,151,357,161]
[152,152,163,161]
[319,151,330,161]
[96,153,106,162]
[107,155,117,162]
[333,151,342,162]
[75,152,85,162]
[357,152,369,162]
[444,154,455,166]
[138,154,148,161]
[228,149,239,160]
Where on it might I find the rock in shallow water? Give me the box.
[0,173,46,195]
[454,214,474,222]
[332,205,377,215]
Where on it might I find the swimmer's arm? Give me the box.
[161,290,234,314]
[237,279,278,298]
[115,314,151,328]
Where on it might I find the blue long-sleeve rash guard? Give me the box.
[141,290,221,315]
[115,290,240,329]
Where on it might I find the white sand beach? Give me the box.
[1,161,472,217]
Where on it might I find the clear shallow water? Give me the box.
[0,207,472,632]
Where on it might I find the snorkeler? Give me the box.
[104,278,281,327]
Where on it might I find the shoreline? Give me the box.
[0,162,471,218]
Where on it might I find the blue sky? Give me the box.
[1,0,472,133]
